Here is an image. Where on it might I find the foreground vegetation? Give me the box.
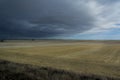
[0,40,120,79]
[0,59,119,80]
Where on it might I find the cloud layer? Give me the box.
[0,0,120,39]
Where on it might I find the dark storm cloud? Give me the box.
[0,0,97,38]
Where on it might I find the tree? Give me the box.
[0,39,5,42]
[32,39,35,41]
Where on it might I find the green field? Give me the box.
[0,40,120,78]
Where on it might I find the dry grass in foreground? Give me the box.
[0,59,119,80]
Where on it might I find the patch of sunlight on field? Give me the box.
[0,42,120,78]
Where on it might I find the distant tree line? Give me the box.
[0,39,36,42]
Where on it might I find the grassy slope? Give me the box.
[0,41,120,78]
[0,59,119,80]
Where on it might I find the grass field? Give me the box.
[0,40,120,78]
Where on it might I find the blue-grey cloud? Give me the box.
[97,0,120,4]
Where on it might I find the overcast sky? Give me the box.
[0,0,120,39]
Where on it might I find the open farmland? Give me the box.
[0,40,120,79]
